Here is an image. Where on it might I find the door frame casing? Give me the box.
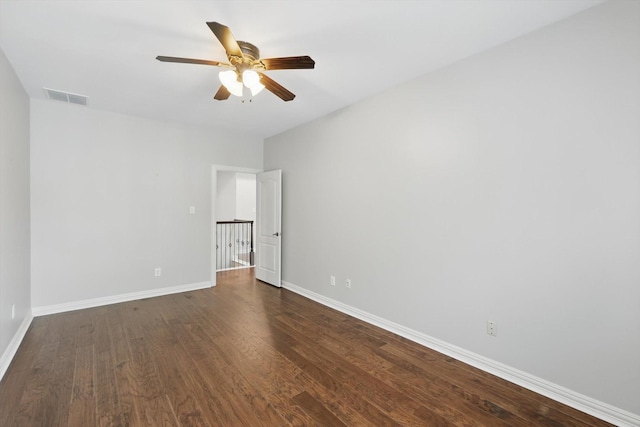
[211,164,262,286]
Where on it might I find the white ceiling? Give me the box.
[0,0,604,139]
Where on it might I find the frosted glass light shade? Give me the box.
[242,70,265,96]
[249,84,265,96]
[219,70,243,97]
[242,70,260,87]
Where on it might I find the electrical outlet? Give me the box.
[330,275,336,286]
[155,268,162,277]
[487,320,497,337]
[189,206,196,214]
[346,279,352,288]
[11,304,15,320]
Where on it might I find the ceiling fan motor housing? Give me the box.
[238,41,260,61]
[233,41,266,73]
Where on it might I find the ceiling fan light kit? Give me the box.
[157,21,314,102]
[217,69,264,97]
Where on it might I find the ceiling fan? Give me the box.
[156,22,315,102]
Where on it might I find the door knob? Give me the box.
[272,232,280,237]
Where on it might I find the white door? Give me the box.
[255,170,282,287]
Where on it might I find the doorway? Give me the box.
[211,165,261,286]
[215,171,256,271]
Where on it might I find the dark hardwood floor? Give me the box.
[0,268,612,426]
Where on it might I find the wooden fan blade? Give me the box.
[206,22,243,58]
[259,73,295,101]
[261,56,315,70]
[156,56,231,67]
[156,56,229,67]
[214,85,231,101]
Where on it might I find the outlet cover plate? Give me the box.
[487,320,497,337]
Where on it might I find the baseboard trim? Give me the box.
[282,280,639,427]
[0,311,34,381]
[32,281,212,317]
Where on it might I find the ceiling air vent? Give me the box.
[43,88,88,106]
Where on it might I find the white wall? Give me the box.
[235,173,256,221]
[216,172,256,222]
[216,171,237,221]
[0,48,31,369]
[265,0,640,416]
[30,99,262,309]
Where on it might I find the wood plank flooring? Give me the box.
[0,268,612,426]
